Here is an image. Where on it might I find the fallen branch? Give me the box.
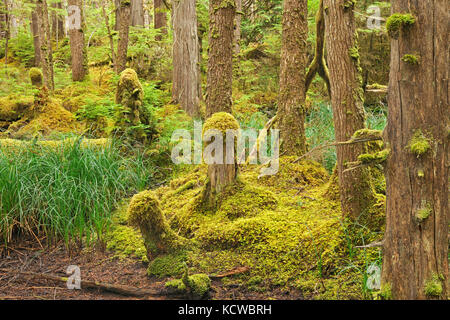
[355,241,384,249]
[0,268,160,297]
[292,137,383,164]
[209,267,250,280]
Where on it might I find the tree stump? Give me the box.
[201,112,240,209]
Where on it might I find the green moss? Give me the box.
[401,54,420,65]
[380,283,392,300]
[202,112,240,136]
[416,200,432,222]
[409,130,431,157]
[165,265,211,299]
[386,13,415,38]
[417,169,425,178]
[349,47,360,60]
[105,203,148,263]
[128,190,187,258]
[358,149,390,165]
[0,94,34,122]
[148,251,188,278]
[424,274,443,297]
[29,68,43,87]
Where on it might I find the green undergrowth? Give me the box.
[107,156,384,299]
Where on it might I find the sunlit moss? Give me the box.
[386,13,415,38]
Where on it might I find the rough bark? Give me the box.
[275,0,308,156]
[172,0,200,116]
[233,0,242,54]
[31,11,41,67]
[131,0,145,26]
[323,0,375,219]
[154,0,167,40]
[116,0,131,73]
[68,0,88,81]
[381,0,448,300]
[37,0,54,91]
[206,0,235,118]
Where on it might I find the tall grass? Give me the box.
[0,139,158,247]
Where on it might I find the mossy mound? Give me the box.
[255,157,329,193]
[0,94,34,122]
[29,68,43,87]
[106,156,383,299]
[203,112,240,135]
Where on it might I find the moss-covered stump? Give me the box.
[128,190,188,259]
[114,68,154,143]
[29,68,43,87]
[201,112,240,210]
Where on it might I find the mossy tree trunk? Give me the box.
[275,0,308,156]
[381,0,448,300]
[172,0,200,117]
[68,0,88,82]
[37,0,54,91]
[154,0,167,40]
[116,0,131,73]
[51,1,65,41]
[323,0,375,219]
[206,0,235,118]
[233,0,242,55]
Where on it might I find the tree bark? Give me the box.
[154,0,167,40]
[131,0,144,26]
[116,0,131,73]
[275,0,308,156]
[323,0,375,219]
[68,0,88,81]
[51,1,64,41]
[233,0,242,54]
[381,0,448,300]
[172,0,200,117]
[206,0,235,118]
[31,10,41,67]
[37,0,54,91]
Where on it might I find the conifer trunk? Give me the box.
[381,0,448,299]
[116,0,131,73]
[68,0,88,81]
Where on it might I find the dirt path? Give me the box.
[0,239,301,300]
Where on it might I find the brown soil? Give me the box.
[0,239,302,300]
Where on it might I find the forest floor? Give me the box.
[0,238,303,300]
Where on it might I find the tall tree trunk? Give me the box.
[116,0,131,73]
[68,0,88,81]
[205,0,235,118]
[323,0,375,219]
[102,0,116,69]
[51,1,64,41]
[2,0,9,76]
[172,0,200,116]
[131,0,144,26]
[275,0,308,156]
[114,0,120,31]
[31,11,41,67]
[37,0,54,91]
[154,0,167,40]
[381,0,448,300]
[233,0,242,54]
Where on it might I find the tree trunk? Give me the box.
[233,0,242,54]
[275,0,308,156]
[116,0,131,73]
[114,0,120,31]
[131,0,144,26]
[154,0,167,40]
[37,0,54,91]
[381,0,448,300]
[323,0,375,219]
[205,0,235,118]
[51,1,64,41]
[68,0,88,81]
[102,0,116,69]
[172,0,200,117]
[31,11,41,67]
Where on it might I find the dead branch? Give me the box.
[292,137,383,164]
[209,266,250,280]
[354,240,384,249]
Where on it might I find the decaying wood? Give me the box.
[355,240,384,249]
[209,266,250,280]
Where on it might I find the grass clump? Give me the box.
[0,139,158,246]
[424,274,443,298]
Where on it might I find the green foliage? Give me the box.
[424,274,443,297]
[386,13,415,38]
[0,139,159,246]
[401,54,419,65]
[8,29,35,67]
